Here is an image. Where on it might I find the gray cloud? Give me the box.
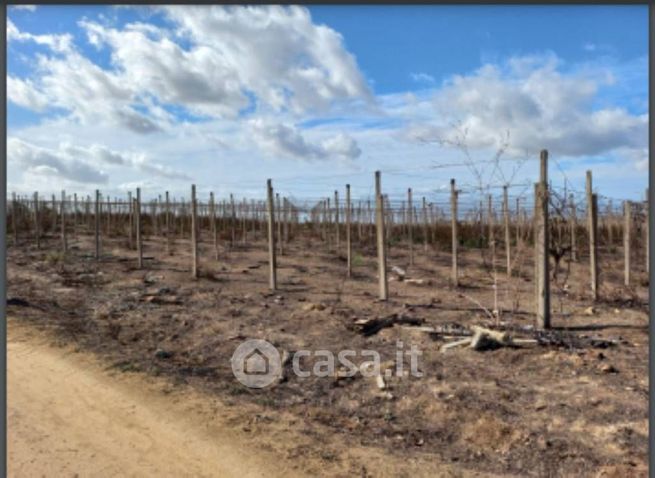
[249,119,361,161]
[8,137,109,184]
[9,138,192,184]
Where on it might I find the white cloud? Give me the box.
[59,142,191,180]
[402,53,648,166]
[8,19,162,134]
[8,137,109,184]
[8,6,373,133]
[79,19,249,119]
[36,50,163,133]
[249,119,361,161]
[7,76,49,111]
[161,5,373,115]
[321,133,362,161]
[410,72,435,84]
[8,137,191,187]
[8,6,372,126]
[7,19,72,53]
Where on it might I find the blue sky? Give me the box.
[310,6,647,95]
[7,5,649,207]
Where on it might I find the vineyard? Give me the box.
[7,150,649,476]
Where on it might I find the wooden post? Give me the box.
[250,199,257,239]
[488,194,498,315]
[586,171,598,301]
[73,193,78,240]
[60,190,67,253]
[242,198,248,245]
[164,191,170,255]
[569,193,577,262]
[136,188,143,269]
[407,188,414,267]
[156,195,162,237]
[84,196,90,231]
[624,200,631,286]
[375,171,388,300]
[209,192,217,260]
[230,193,236,248]
[422,197,428,252]
[94,190,101,260]
[127,191,133,249]
[535,150,551,329]
[478,198,484,246]
[276,193,283,255]
[346,184,352,278]
[503,185,511,276]
[11,192,18,246]
[33,192,40,249]
[266,179,277,291]
[334,190,340,250]
[450,179,458,286]
[384,195,391,243]
[367,199,372,242]
[106,196,112,237]
[179,199,185,239]
[321,199,326,246]
[327,197,332,251]
[51,194,57,236]
[488,194,495,249]
[282,198,289,246]
[191,185,198,279]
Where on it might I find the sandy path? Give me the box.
[7,323,298,478]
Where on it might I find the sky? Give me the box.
[6,5,649,209]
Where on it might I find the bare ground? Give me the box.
[6,230,649,477]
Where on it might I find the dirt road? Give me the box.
[7,322,298,478]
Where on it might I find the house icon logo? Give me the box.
[244,348,270,375]
[231,339,281,388]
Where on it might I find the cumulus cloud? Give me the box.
[8,6,373,133]
[321,133,362,160]
[403,53,648,163]
[8,137,191,184]
[249,119,361,161]
[161,5,373,114]
[35,49,162,133]
[79,19,249,119]
[8,76,49,111]
[8,20,162,134]
[8,137,108,184]
[60,142,191,180]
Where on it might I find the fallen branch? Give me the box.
[354,314,423,336]
[440,338,472,352]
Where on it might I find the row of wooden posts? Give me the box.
[8,150,648,329]
[10,181,641,266]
